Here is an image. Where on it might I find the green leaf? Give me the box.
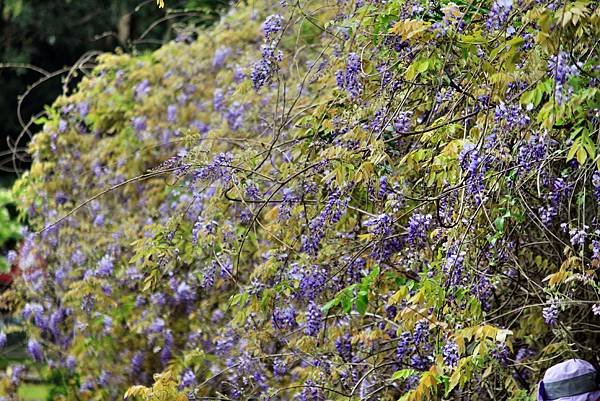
[391,369,418,381]
[356,290,368,315]
[341,290,353,313]
[322,298,340,313]
[494,216,504,231]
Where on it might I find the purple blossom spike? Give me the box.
[134,79,151,100]
[133,116,147,133]
[336,53,363,99]
[273,358,287,377]
[272,306,298,330]
[442,340,459,367]
[95,254,114,277]
[262,14,283,38]
[27,339,44,362]
[304,301,322,337]
[543,301,559,326]
[180,368,197,388]
[213,46,231,69]
[396,331,412,360]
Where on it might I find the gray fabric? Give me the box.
[544,372,600,400]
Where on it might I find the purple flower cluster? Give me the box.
[304,301,322,337]
[561,223,588,248]
[335,53,363,99]
[27,339,44,362]
[273,358,287,377]
[294,264,328,300]
[407,213,432,246]
[301,189,349,256]
[11,364,25,386]
[278,188,299,221]
[180,368,197,388]
[517,134,551,171]
[133,116,147,134]
[213,46,231,69]
[542,301,559,326]
[538,177,572,225]
[396,331,412,360]
[494,102,530,131]
[225,102,246,131]
[393,111,412,133]
[272,306,298,330]
[443,245,466,288]
[194,152,234,185]
[262,14,283,39]
[471,271,493,311]
[442,340,459,366]
[548,51,580,104]
[485,0,513,31]
[364,213,401,261]
[95,254,114,277]
[298,379,323,401]
[335,333,352,362]
[592,172,600,202]
[134,79,151,100]
[251,43,282,90]
[459,142,487,198]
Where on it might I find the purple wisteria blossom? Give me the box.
[27,339,44,362]
[485,0,513,31]
[336,53,363,99]
[548,51,580,104]
[134,79,151,100]
[396,331,412,360]
[251,43,282,90]
[95,254,114,277]
[180,368,197,388]
[304,301,322,337]
[262,14,283,39]
[272,306,298,329]
[543,301,559,326]
[301,189,349,256]
[335,334,352,362]
[213,46,231,69]
[407,213,432,246]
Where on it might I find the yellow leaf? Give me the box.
[476,325,497,339]
[264,206,279,222]
[455,335,465,354]
[422,372,436,387]
[409,288,425,305]
[543,269,569,286]
[448,368,461,394]
[358,233,374,241]
[389,287,408,305]
[389,19,431,41]
[125,385,149,400]
[577,147,587,165]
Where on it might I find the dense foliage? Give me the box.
[4,0,600,400]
